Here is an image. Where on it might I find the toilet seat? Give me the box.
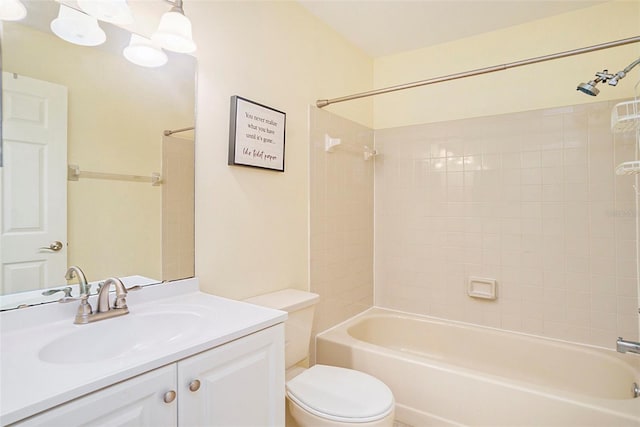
[286,365,394,423]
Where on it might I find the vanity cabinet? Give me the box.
[12,325,284,427]
[12,365,177,427]
[178,324,284,426]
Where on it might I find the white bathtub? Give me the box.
[316,308,640,426]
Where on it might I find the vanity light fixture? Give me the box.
[151,0,196,53]
[123,34,168,68]
[77,0,134,25]
[50,4,106,47]
[0,0,27,21]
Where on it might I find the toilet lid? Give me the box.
[286,365,394,423]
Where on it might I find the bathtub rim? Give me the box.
[317,306,639,356]
[315,306,640,422]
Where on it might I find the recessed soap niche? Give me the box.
[468,277,497,300]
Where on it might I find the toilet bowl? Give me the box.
[245,289,395,427]
[287,364,395,427]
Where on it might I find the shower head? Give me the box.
[577,57,640,96]
[576,81,600,96]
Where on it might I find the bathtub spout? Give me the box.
[616,337,640,354]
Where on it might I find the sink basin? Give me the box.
[39,311,205,364]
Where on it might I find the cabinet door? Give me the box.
[178,324,285,427]
[14,365,177,427]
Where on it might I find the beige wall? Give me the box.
[185,1,373,299]
[373,0,640,129]
[3,22,194,282]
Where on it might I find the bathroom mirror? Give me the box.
[0,0,196,310]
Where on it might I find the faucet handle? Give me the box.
[110,284,142,309]
[113,293,128,310]
[74,294,93,324]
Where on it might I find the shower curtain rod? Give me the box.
[316,35,640,108]
[163,126,195,136]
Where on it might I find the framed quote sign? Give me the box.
[228,96,286,172]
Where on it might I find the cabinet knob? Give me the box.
[188,379,201,392]
[163,390,177,404]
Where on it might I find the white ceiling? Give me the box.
[298,0,608,57]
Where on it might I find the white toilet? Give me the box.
[245,289,395,427]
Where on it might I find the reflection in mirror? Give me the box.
[0,0,196,310]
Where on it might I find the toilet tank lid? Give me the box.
[244,289,319,312]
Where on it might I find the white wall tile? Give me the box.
[374,99,639,348]
[310,108,374,338]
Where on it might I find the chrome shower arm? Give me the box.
[607,57,640,86]
[623,57,640,74]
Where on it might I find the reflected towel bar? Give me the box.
[68,164,162,186]
[163,126,195,136]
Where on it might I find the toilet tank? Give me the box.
[245,289,319,369]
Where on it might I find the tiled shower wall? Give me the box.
[375,100,639,348]
[310,107,374,345]
[162,135,195,281]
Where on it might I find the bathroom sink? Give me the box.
[38,311,205,364]
[1,279,288,426]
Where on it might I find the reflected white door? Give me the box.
[1,73,68,294]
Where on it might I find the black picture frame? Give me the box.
[228,95,286,172]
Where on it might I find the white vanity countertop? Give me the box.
[0,278,287,426]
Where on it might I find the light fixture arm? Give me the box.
[163,0,185,14]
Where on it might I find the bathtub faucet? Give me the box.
[616,337,640,354]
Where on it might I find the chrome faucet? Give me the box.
[65,265,90,297]
[616,337,640,355]
[74,277,129,324]
[96,277,128,312]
